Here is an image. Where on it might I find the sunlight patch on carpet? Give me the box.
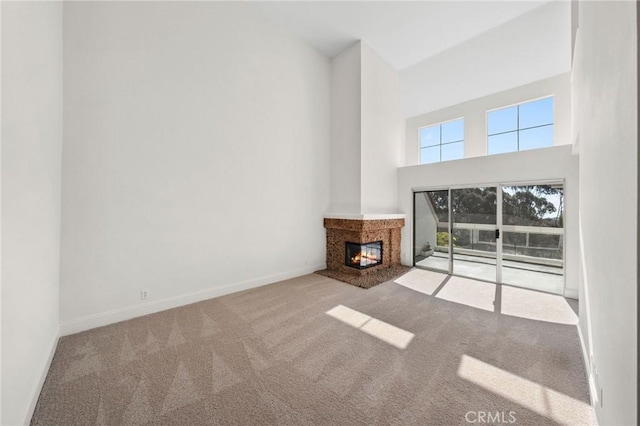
[457,355,595,425]
[500,286,578,325]
[394,268,447,295]
[436,276,496,312]
[326,305,414,349]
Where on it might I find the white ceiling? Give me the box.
[253,1,551,70]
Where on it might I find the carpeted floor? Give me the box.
[31,270,596,425]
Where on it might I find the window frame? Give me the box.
[485,95,555,156]
[417,117,465,165]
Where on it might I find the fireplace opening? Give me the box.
[345,241,383,269]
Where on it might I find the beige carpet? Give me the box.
[31,270,596,425]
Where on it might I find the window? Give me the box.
[487,96,554,155]
[419,118,464,164]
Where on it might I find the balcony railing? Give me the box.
[433,222,563,268]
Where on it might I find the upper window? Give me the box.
[419,118,464,164]
[487,96,554,155]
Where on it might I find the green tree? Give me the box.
[502,185,563,227]
[426,185,563,226]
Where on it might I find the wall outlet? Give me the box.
[140,289,148,300]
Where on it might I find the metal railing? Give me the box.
[433,221,563,267]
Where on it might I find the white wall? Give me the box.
[413,193,437,256]
[1,2,63,424]
[572,1,637,424]
[400,1,571,119]
[405,73,571,166]
[60,2,331,332]
[397,145,579,299]
[1,4,3,422]
[330,42,362,214]
[328,41,405,215]
[360,43,405,213]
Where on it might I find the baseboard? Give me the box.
[59,264,325,336]
[564,288,579,299]
[25,326,60,425]
[577,325,596,407]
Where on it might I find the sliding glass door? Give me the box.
[413,182,565,294]
[501,184,564,294]
[451,187,498,282]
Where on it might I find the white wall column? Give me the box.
[1,2,63,423]
[328,41,405,215]
[572,1,637,424]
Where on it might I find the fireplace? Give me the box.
[345,241,383,269]
[318,216,407,288]
[322,217,404,276]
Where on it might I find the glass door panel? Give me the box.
[413,190,450,273]
[501,184,564,294]
[451,187,498,282]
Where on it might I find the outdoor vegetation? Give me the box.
[426,185,564,259]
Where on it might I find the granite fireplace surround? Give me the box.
[316,217,409,289]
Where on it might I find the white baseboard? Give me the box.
[577,325,596,407]
[25,326,60,425]
[564,288,579,299]
[60,264,325,336]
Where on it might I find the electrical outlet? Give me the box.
[140,290,148,300]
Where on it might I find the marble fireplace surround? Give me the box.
[323,214,405,276]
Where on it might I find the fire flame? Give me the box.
[351,251,380,264]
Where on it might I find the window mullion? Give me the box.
[439,124,443,162]
[517,105,520,151]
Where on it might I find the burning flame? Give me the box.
[351,251,380,265]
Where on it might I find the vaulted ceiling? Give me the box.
[254,1,551,70]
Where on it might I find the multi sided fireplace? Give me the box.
[323,217,404,278]
[345,241,383,269]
